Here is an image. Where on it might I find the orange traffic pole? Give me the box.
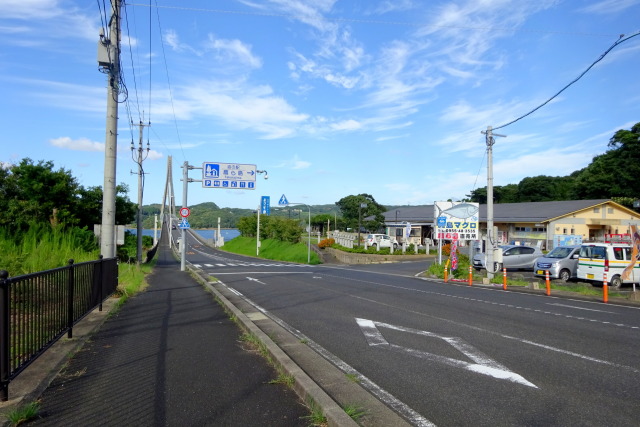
[444,266,448,283]
[502,267,507,290]
[545,270,551,296]
[603,272,608,303]
[468,265,473,286]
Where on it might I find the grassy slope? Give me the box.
[221,236,321,264]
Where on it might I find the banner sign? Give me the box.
[261,196,270,215]
[434,201,479,241]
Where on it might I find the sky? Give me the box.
[1,0,639,211]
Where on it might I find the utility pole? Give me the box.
[98,0,121,258]
[131,120,150,264]
[481,126,506,279]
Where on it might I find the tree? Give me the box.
[335,194,386,232]
[76,184,137,229]
[0,159,81,229]
[573,122,640,199]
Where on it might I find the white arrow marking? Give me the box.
[356,318,537,388]
[246,277,266,285]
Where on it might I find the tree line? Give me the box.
[466,122,640,208]
[0,158,136,231]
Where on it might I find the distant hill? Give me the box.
[137,201,421,229]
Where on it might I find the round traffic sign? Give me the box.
[179,207,190,218]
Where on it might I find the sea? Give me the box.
[126,228,241,242]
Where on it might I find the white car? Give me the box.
[365,234,399,249]
[473,244,544,271]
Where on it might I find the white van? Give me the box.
[577,243,639,288]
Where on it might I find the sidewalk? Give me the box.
[3,240,313,426]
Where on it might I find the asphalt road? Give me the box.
[179,230,640,426]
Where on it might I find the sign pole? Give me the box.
[181,161,188,271]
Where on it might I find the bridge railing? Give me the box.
[0,257,118,401]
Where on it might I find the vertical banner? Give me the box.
[451,239,458,271]
[261,196,270,215]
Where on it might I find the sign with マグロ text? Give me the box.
[434,201,479,241]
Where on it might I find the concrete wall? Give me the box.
[323,247,433,264]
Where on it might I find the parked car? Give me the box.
[365,234,399,249]
[533,245,580,282]
[473,244,543,271]
[577,243,638,289]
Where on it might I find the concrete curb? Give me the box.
[190,268,358,427]
[189,264,411,427]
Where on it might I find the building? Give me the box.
[383,199,640,250]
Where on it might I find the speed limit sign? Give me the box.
[179,207,190,218]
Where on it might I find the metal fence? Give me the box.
[0,257,118,401]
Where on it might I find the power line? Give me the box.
[153,0,185,160]
[125,3,620,38]
[493,31,640,131]
[123,1,142,121]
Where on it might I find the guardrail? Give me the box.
[0,257,118,401]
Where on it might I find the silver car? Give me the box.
[473,244,544,271]
[534,245,580,282]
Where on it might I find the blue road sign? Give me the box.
[278,194,289,206]
[202,162,257,190]
[179,218,190,229]
[261,196,270,215]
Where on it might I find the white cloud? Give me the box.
[579,0,639,14]
[50,137,103,151]
[206,34,263,69]
[0,0,99,42]
[169,80,309,139]
[277,154,311,170]
[331,119,362,131]
[49,136,164,160]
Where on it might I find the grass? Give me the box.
[116,260,154,306]
[343,404,367,421]
[269,373,295,387]
[0,224,100,276]
[345,373,360,383]
[302,398,328,427]
[5,401,40,426]
[220,236,321,264]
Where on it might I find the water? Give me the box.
[127,228,240,241]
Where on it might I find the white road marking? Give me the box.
[547,303,616,313]
[208,272,313,275]
[356,318,537,388]
[217,282,434,427]
[246,277,266,285]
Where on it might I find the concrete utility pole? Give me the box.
[131,120,150,263]
[481,126,506,279]
[98,0,121,258]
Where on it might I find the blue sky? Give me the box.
[1,1,639,210]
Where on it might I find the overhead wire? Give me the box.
[124,3,619,38]
[493,31,640,131]
[153,0,185,160]
[123,0,142,122]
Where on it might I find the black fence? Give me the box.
[0,257,118,401]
